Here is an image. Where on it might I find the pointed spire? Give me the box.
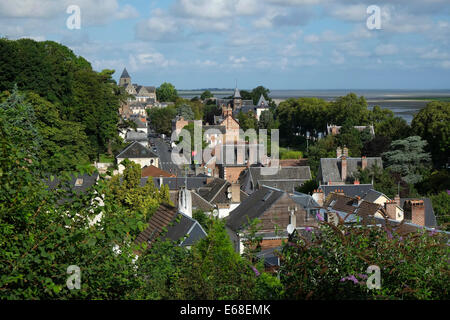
[257,94,267,106]
[233,80,241,99]
[120,68,130,79]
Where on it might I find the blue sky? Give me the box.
[0,0,449,90]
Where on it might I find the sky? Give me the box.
[0,0,449,90]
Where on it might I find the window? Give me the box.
[75,178,83,187]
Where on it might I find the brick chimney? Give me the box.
[362,156,367,171]
[343,146,349,158]
[411,200,426,226]
[341,157,347,182]
[385,200,397,220]
[337,188,345,196]
[313,189,325,207]
[231,183,240,203]
[336,147,342,158]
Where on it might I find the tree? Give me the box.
[412,101,450,168]
[176,104,194,120]
[156,82,178,102]
[362,135,392,157]
[147,105,177,135]
[430,191,450,231]
[237,111,258,131]
[382,136,432,184]
[295,179,319,195]
[328,93,370,126]
[200,90,213,101]
[258,109,279,131]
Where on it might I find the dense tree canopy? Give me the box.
[412,101,450,168]
[0,38,125,168]
[156,82,178,102]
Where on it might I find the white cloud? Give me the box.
[375,44,398,56]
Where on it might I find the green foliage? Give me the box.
[416,169,450,195]
[430,191,450,231]
[279,147,303,160]
[192,209,211,233]
[279,222,450,300]
[412,101,450,168]
[258,109,279,131]
[237,111,258,131]
[156,82,178,102]
[200,90,213,100]
[0,39,125,165]
[147,106,177,135]
[176,104,195,120]
[295,179,319,195]
[383,136,432,184]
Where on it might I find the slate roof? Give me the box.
[256,246,281,267]
[291,192,321,209]
[319,157,382,183]
[125,131,147,141]
[204,125,226,134]
[226,186,285,232]
[46,173,99,194]
[117,141,158,159]
[120,68,130,79]
[195,178,248,206]
[134,203,207,249]
[151,176,208,190]
[257,94,268,107]
[363,189,385,202]
[245,166,312,193]
[400,198,437,227]
[319,184,375,198]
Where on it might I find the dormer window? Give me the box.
[75,178,83,186]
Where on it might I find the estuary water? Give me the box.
[179,89,450,124]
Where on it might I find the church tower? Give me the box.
[119,68,131,87]
[232,86,242,111]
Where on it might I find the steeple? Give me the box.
[257,94,267,107]
[120,68,130,79]
[232,80,242,110]
[119,67,131,87]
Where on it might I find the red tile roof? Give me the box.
[141,165,176,178]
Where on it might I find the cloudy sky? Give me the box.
[1,0,449,89]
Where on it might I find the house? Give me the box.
[322,191,437,228]
[119,68,157,103]
[116,142,159,174]
[327,124,375,137]
[125,131,148,147]
[241,166,312,194]
[191,178,248,218]
[317,147,382,185]
[225,186,320,254]
[312,183,374,206]
[134,202,207,251]
[141,165,175,178]
[216,86,253,112]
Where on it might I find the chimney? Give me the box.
[337,188,345,196]
[336,147,342,158]
[354,180,360,185]
[288,206,297,229]
[411,200,425,226]
[385,200,397,220]
[394,194,401,207]
[343,146,349,158]
[159,176,163,188]
[362,156,367,171]
[341,157,347,182]
[313,189,325,207]
[231,183,240,203]
[178,187,192,218]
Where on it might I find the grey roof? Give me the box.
[400,198,437,228]
[132,118,147,128]
[233,87,241,99]
[144,86,156,93]
[197,178,229,203]
[162,213,207,246]
[257,94,268,107]
[363,189,385,202]
[151,176,209,190]
[256,246,281,267]
[204,125,226,134]
[248,167,311,192]
[116,142,158,159]
[125,131,147,142]
[120,68,130,79]
[320,184,375,199]
[319,157,382,183]
[291,192,321,209]
[226,186,285,232]
[46,173,99,194]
